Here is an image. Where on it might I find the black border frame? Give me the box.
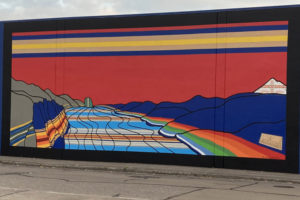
[2,6,300,173]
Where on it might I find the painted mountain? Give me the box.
[111,79,286,159]
[255,78,286,94]
[10,78,84,148]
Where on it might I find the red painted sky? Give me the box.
[12,52,287,104]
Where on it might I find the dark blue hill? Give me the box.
[113,95,225,118]
[112,94,285,129]
[156,95,224,112]
[172,93,286,152]
[112,93,274,121]
[113,102,141,110]
[233,121,286,153]
[112,93,286,152]
[118,101,156,114]
[174,93,285,132]
[148,107,189,118]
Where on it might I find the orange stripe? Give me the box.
[36,140,50,148]
[167,122,285,159]
[190,130,267,158]
[36,111,68,147]
[214,131,285,159]
[47,113,68,143]
[168,122,199,131]
[36,135,48,140]
[144,116,173,123]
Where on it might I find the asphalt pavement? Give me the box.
[0,156,299,199]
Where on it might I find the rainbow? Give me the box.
[118,110,285,160]
[160,122,285,159]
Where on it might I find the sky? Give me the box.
[1,0,300,20]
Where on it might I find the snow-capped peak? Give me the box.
[254,78,286,95]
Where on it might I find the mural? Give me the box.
[9,20,288,160]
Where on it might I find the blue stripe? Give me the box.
[26,131,35,136]
[12,47,287,58]
[10,130,35,145]
[177,135,214,155]
[10,135,26,145]
[66,112,112,116]
[68,120,161,130]
[65,144,197,155]
[12,25,288,40]
[10,123,32,135]
[160,128,177,137]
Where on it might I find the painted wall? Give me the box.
[10,21,288,159]
[1,6,300,173]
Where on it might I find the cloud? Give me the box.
[0,0,300,20]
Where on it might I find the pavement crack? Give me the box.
[229,182,300,197]
[230,182,258,190]
[163,188,204,200]
[0,172,29,176]
[112,193,121,197]
[0,189,28,198]
[2,161,300,185]
[19,173,71,183]
[14,173,202,189]
[233,189,300,197]
[123,179,136,183]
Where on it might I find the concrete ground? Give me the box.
[0,156,299,200]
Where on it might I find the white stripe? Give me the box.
[142,118,166,126]
[176,135,205,155]
[66,139,189,148]
[159,129,177,137]
[67,128,160,135]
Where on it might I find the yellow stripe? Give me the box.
[12,30,289,45]
[10,120,32,131]
[37,143,50,148]
[12,35,287,50]
[12,41,288,54]
[12,139,24,146]
[63,104,72,108]
[12,134,35,146]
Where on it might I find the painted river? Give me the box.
[64,106,196,155]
